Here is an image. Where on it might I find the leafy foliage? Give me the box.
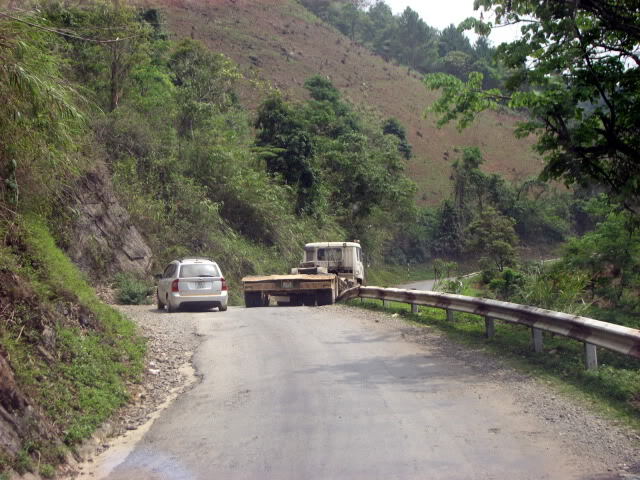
[488,267,524,300]
[114,273,153,305]
[407,146,573,263]
[562,197,640,312]
[426,0,640,212]
[466,207,518,271]
[254,75,416,258]
[0,20,83,211]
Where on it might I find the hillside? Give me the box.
[150,0,542,204]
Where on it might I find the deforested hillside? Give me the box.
[149,0,542,204]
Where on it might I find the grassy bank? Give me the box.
[347,297,640,430]
[0,216,145,476]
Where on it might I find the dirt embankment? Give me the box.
[0,270,98,472]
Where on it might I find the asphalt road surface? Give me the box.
[397,278,438,291]
[105,305,600,480]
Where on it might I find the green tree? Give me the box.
[44,3,150,112]
[304,75,342,104]
[563,197,640,308]
[425,0,640,213]
[450,147,487,218]
[0,19,82,210]
[438,24,473,57]
[431,200,465,258]
[364,1,396,59]
[466,207,518,271]
[169,39,241,138]
[396,7,434,70]
[254,95,319,215]
[382,118,412,159]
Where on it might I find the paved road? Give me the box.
[106,305,594,480]
[397,278,438,291]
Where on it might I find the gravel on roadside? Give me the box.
[58,305,204,479]
[110,305,203,436]
[330,304,640,479]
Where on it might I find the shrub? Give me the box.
[515,265,591,315]
[39,464,55,478]
[488,268,525,300]
[440,278,463,294]
[114,273,152,305]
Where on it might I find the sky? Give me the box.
[383,0,521,46]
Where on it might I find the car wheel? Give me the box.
[218,304,228,312]
[157,294,165,310]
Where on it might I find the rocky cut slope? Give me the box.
[148,0,542,204]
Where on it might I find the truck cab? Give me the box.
[293,242,364,284]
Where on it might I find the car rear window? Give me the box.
[179,264,220,278]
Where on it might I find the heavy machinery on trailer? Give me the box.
[242,241,364,307]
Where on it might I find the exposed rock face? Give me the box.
[66,162,153,279]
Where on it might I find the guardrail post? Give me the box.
[446,309,454,322]
[484,317,495,338]
[382,299,388,308]
[531,328,544,353]
[411,303,419,314]
[584,343,598,370]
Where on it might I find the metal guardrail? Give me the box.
[339,286,640,370]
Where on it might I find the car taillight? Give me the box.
[221,277,228,291]
[171,279,179,292]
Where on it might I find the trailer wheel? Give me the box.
[302,293,316,306]
[245,292,262,308]
[317,289,335,306]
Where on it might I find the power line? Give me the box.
[0,11,144,43]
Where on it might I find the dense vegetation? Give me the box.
[426,0,640,212]
[300,0,505,88]
[422,0,640,323]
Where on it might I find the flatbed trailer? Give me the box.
[242,274,339,307]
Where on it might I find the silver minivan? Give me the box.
[157,258,228,312]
